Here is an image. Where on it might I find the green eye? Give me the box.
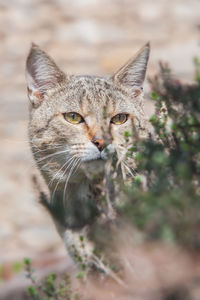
[64,112,84,124]
[111,113,128,125]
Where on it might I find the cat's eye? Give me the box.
[111,113,128,125]
[64,112,84,124]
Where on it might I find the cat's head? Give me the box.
[26,43,150,184]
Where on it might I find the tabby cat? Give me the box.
[26,43,150,270]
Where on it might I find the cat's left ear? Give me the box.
[112,43,150,95]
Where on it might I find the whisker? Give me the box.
[63,157,79,202]
[32,145,65,156]
[49,155,78,188]
[40,159,54,171]
[35,150,69,164]
[122,161,136,178]
[29,138,63,145]
[63,157,81,204]
[15,145,68,175]
[51,155,79,201]
[70,159,81,181]
[123,164,134,177]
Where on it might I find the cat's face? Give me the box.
[26,44,150,185]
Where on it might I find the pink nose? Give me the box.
[92,138,105,151]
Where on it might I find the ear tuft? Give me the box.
[26,44,66,107]
[113,43,150,91]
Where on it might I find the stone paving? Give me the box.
[0,0,199,283]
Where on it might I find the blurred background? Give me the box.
[0,0,200,295]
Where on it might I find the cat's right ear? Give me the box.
[26,44,66,108]
[112,43,150,96]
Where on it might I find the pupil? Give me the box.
[72,113,75,119]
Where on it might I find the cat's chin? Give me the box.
[81,159,106,177]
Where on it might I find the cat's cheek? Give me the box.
[110,125,124,141]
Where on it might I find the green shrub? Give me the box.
[24,259,79,300]
[118,60,200,248]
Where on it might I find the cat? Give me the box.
[26,43,150,271]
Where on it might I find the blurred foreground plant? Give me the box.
[24,258,79,300]
[118,60,200,248]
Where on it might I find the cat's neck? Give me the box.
[49,176,101,230]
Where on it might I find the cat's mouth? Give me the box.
[81,156,105,176]
[81,143,115,163]
[92,156,105,162]
[82,150,109,162]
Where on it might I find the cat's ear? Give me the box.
[113,43,150,95]
[26,43,66,108]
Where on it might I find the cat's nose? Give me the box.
[92,137,105,151]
